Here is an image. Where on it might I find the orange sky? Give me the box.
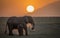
[0,0,59,17]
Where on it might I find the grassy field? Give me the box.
[0,17,60,38]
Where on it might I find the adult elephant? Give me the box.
[5,16,35,36]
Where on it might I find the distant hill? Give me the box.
[32,1,60,17]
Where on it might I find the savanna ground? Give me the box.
[0,17,60,38]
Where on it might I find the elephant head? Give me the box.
[23,16,35,30]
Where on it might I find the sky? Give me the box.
[0,0,60,17]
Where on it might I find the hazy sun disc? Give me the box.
[26,5,34,13]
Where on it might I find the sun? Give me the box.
[26,5,35,13]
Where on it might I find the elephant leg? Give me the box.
[18,24,23,36]
[24,25,28,36]
[8,25,13,36]
[9,29,13,35]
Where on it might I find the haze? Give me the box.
[0,0,60,17]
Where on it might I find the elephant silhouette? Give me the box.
[5,16,35,36]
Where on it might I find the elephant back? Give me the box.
[7,16,21,24]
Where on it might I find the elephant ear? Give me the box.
[25,17,29,22]
[24,16,29,23]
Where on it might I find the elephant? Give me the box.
[5,16,35,36]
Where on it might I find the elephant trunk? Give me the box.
[31,22,35,30]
